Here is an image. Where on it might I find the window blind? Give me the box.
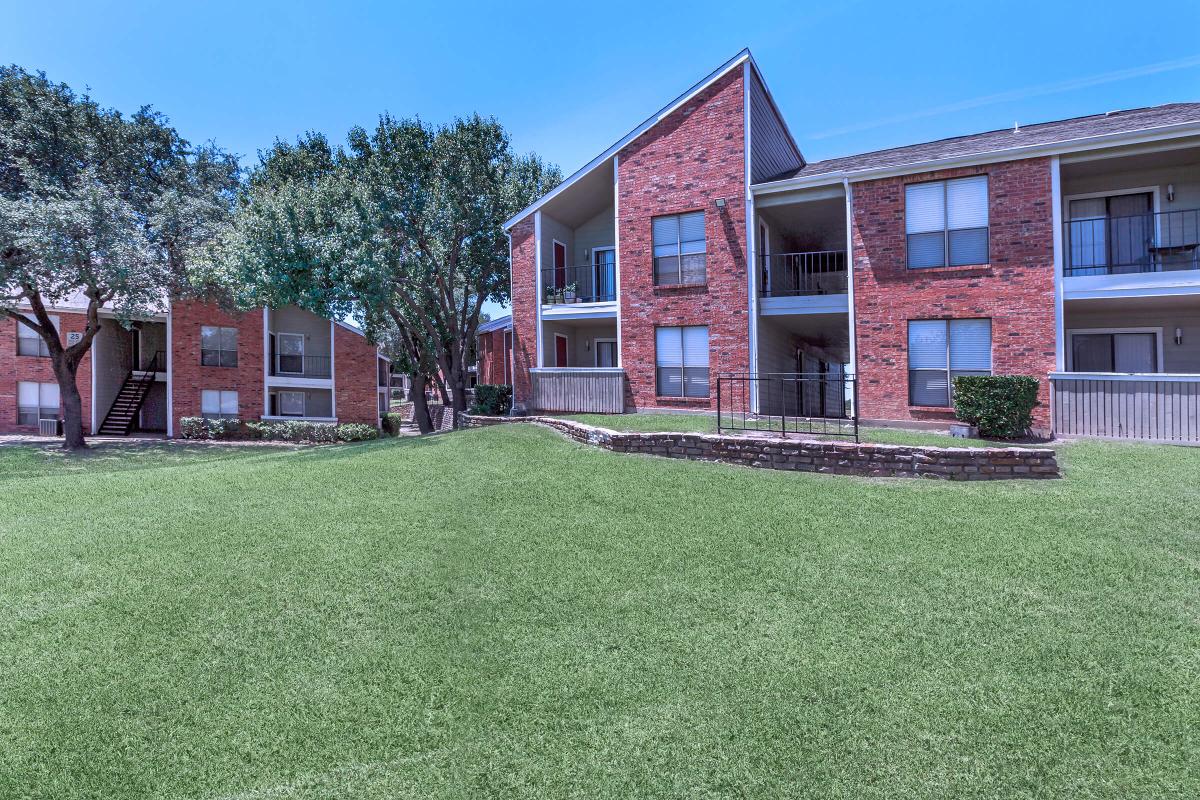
[908,320,947,369]
[949,319,992,371]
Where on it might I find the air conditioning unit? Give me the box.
[38,418,61,437]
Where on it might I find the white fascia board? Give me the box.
[751,122,1200,195]
[502,49,753,231]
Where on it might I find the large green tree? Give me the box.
[0,66,238,449]
[220,114,558,425]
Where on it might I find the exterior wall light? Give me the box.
[715,198,726,209]
[1175,327,1184,346]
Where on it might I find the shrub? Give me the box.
[952,375,1040,439]
[470,384,512,416]
[243,420,337,442]
[179,417,241,440]
[336,423,379,442]
[381,413,405,437]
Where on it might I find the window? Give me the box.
[652,211,706,286]
[17,381,59,426]
[201,326,238,367]
[906,176,989,268]
[201,389,238,419]
[277,391,305,417]
[16,314,59,357]
[655,326,709,397]
[1070,331,1159,373]
[908,319,992,406]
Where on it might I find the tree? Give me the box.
[220,115,558,427]
[0,66,238,449]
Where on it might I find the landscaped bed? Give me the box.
[2,427,1197,797]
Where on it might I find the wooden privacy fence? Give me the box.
[530,368,625,413]
[1051,374,1200,442]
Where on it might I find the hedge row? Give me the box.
[178,417,380,443]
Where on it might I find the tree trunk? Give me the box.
[445,352,469,415]
[52,357,88,451]
[409,372,434,434]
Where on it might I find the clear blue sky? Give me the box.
[7,0,1200,316]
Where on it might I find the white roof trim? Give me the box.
[502,49,753,231]
[752,120,1200,194]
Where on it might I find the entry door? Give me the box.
[555,335,568,367]
[593,248,615,301]
[595,340,617,367]
[277,333,305,374]
[130,329,141,370]
[1106,193,1153,272]
[758,221,771,294]
[553,241,567,290]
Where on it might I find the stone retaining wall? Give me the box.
[462,415,1060,480]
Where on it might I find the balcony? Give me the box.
[758,251,848,315]
[268,353,331,379]
[1065,208,1200,276]
[541,262,616,305]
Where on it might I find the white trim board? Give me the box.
[593,337,618,368]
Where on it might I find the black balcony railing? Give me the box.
[717,371,857,440]
[1065,208,1200,276]
[140,350,166,372]
[760,251,848,297]
[269,353,331,378]
[541,262,617,304]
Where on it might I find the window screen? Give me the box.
[908,319,992,406]
[653,212,706,286]
[201,326,238,367]
[906,176,989,268]
[16,314,59,357]
[655,325,709,397]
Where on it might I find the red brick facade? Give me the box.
[510,217,538,411]
[476,328,511,386]
[170,300,266,426]
[617,67,750,410]
[850,159,1057,431]
[0,312,93,435]
[334,323,383,426]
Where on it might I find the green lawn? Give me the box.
[557,412,1017,447]
[2,428,1198,798]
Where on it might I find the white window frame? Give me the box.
[652,211,707,286]
[17,381,59,425]
[905,176,990,269]
[907,318,993,407]
[275,332,306,375]
[201,389,239,419]
[16,314,59,357]
[1065,327,1164,373]
[277,390,306,417]
[594,337,618,368]
[655,325,710,398]
[201,325,238,368]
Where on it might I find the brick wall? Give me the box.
[617,67,750,411]
[334,323,382,426]
[170,300,265,429]
[476,328,510,385]
[851,159,1057,431]
[510,216,537,411]
[0,311,93,435]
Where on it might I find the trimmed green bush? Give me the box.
[244,420,337,443]
[178,417,241,440]
[336,423,379,442]
[471,384,512,416]
[952,375,1040,439]
[381,413,405,437]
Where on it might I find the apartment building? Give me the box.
[491,49,1200,442]
[2,297,389,437]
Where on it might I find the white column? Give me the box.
[1050,156,1066,372]
[534,210,544,369]
[613,156,622,368]
[262,309,270,418]
[165,305,174,438]
[329,319,337,419]
[743,62,758,412]
[844,179,857,379]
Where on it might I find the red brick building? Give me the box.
[496,48,1200,442]
[2,298,388,437]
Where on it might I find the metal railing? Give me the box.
[541,263,617,304]
[1052,374,1200,442]
[717,372,858,440]
[760,251,848,297]
[140,350,166,372]
[1064,208,1200,276]
[269,353,332,378]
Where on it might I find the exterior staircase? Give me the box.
[98,352,163,436]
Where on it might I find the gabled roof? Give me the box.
[477,313,512,335]
[761,103,1200,186]
[503,49,800,231]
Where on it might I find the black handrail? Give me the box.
[541,262,617,304]
[759,251,848,297]
[1065,208,1200,275]
[717,371,858,440]
[269,353,332,378]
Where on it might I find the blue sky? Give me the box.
[7,0,1200,317]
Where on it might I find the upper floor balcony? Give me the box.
[1064,207,1199,277]
[541,259,616,305]
[267,306,333,383]
[753,187,850,316]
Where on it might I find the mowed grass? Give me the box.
[1,428,1198,799]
